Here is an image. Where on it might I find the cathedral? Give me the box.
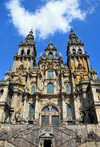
[0,29,100,147]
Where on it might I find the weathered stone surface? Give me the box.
[0,124,100,147]
[0,29,100,146]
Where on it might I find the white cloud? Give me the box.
[6,0,86,39]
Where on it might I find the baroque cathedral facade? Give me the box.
[0,29,100,127]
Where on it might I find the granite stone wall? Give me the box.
[0,124,100,147]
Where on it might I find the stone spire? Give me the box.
[19,29,35,46]
[48,40,54,49]
[25,29,34,43]
[69,28,78,42]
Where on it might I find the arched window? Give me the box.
[0,89,4,94]
[51,106,58,112]
[29,105,34,118]
[48,52,53,59]
[42,106,49,112]
[67,105,72,118]
[27,49,30,55]
[0,89,4,98]
[21,50,24,55]
[66,86,70,94]
[72,49,76,54]
[47,71,53,79]
[31,86,35,94]
[47,83,54,94]
[78,49,82,54]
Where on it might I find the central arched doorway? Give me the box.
[40,105,59,126]
[39,125,55,147]
[44,139,51,147]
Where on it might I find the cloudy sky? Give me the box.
[0,0,100,79]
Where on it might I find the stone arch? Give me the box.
[27,49,30,55]
[41,103,60,113]
[72,48,76,54]
[40,103,60,126]
[78,48,82,54]
[48,52,53,59]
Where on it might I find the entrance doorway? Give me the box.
[44,140,51,147]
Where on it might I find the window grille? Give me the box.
[52,116,59,126]
[47,83,54,94]
[67,105,72,118]
[29,105,34,118]
[31,86,35,94]
[66,86,70,94]
[47,71,53,79]
[42,115,49,126]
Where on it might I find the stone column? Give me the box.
[74,57,77,68]
[81,83,89,123]
[95,106,100,124]
[23,96,27,120]
[11,92,18,108]
[35,95,39,120]
[61,74,64,92]
[30,58,33,69]
[73,94,81,123]
[62,96,66,121]
[0,107,5,122]
[0,86,9,122]
[11,92,18,123]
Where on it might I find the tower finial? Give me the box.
[70,27,74,33]
[69,28,78,41]
[31,26,33,32]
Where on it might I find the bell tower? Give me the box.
[67,28,90,89]
[12,30,36,72]
[67,29,92,123]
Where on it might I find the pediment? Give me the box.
[40,133,54,138]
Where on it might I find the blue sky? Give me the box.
[0,0,100,80]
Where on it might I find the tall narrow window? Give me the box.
[42,115,49,126]
[47,83,54,94]
[67,105,72,118]
[31,86,35,94]
[48,71,53,79]
[29,105,34,118]
[0,89,4,94]
[66,86,70,94]
[0,89,4,98]
[78,49,82,54]
[72,49,76,54]
[21,50,24,55]
[52,116,59,126]
[27,49,30,55]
